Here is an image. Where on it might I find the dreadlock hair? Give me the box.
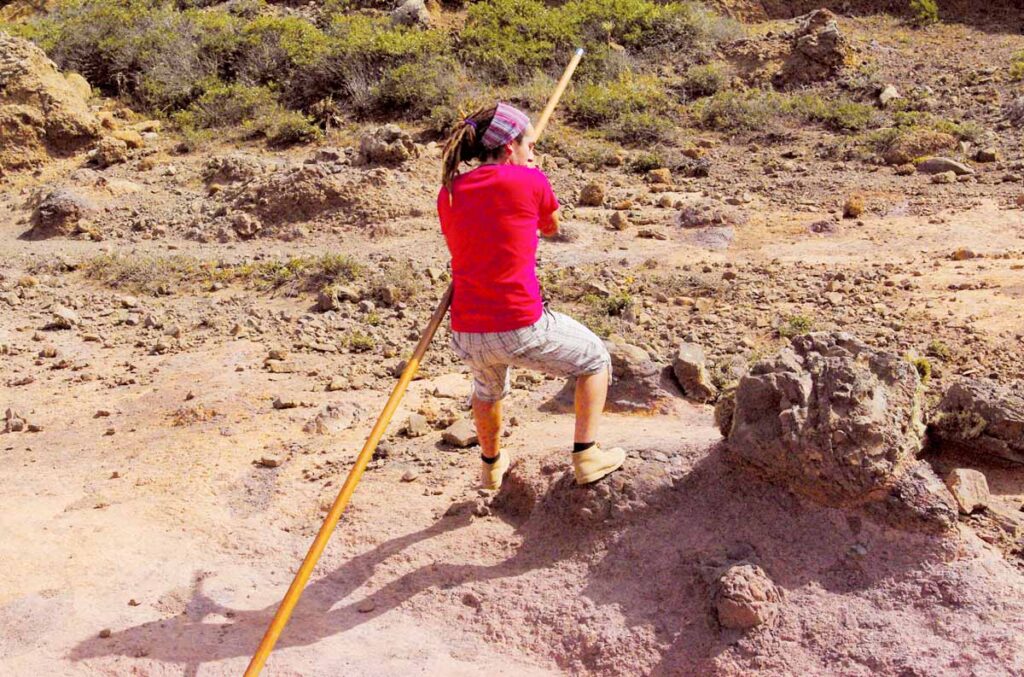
[440,105,524,198]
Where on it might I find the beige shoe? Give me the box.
[480,453,511,491]
[573,445,626,485]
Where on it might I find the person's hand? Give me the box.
[539,209,560,237]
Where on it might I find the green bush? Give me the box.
[372,56,463,121]
[778,314,813,338]
[908,0,939,27]
[285,13,448,111]
[1012,51,1024,81]
[460,0,572,82]
[607,111,673,144]
[679,62,731,99]
[255,108,322,146]
[785,94,879,132]
[693,89,780,131]
[236,15,330,85]
[461,0,739,83]
[571,71,670,122]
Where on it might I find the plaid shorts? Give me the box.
[451,308,611,402]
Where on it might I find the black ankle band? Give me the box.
[573,442,595,453]
[481,454,500,464]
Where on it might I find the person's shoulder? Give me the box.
[501,165,551,185]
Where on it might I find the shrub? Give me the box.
[460,0,572,82]
[1012,51,1024,82]
[174,81,278,128]
[679,62,731,99]
[927,339,951,360]
[286,13,448,112]
[908,0,939,27]
[372,56,462,120]
[172,82,319,145]
[607,111,673,144]
[786,94,879,132]
[627,150,665,173]
[570,71,671,142]
[778,314,813,338]
[693,89,780,131]
[235,15,330,85]
[255,108,322,146]
[461,0,739,84]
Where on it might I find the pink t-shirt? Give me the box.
[438,165,559,333]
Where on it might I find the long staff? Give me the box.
[243,47,584,677]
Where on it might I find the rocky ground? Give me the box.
[2,5,1024,677]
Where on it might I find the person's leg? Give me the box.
[473,395,502,459]
[574,366,609,445]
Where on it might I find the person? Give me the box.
[437,102,626,491]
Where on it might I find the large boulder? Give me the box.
[930,379,1024,465]
[28,187,97,239]
[724,332,925,507]
[0,32,100,174]
[357,124,419,165]
[774,9,852,89]
[604,340,683,413]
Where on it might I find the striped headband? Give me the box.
[481,102,530,150]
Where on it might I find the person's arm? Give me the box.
[535,168,560,237]
[539,208,559,237]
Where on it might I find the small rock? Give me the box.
[609,211,629,230]
[442,419,479,448]
[714,563,782,630]
[579,181,605,207]
[273,396,299,410]
[672,342,718,403]
[258,456,282,468]
[404,412,430,438]
[431,373,468,399]
[974,148,999,163]
[951,248,976,261]
[98,628,112,639]
[931,171,957,184]
[461,591,482,608]
[401,469,419,482]
[944,468,989,514]
[50,306,81,329]
[356,598,376,613]
[327,377,348,392]
[878,84,900,107]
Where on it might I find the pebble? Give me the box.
[401,469,419,482]
[258,456,282,468]
[356,599,376,613]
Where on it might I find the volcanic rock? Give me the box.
[725,332,925,507]
[357,124,418,165]
[0,32,100,174]
[442,418,478,448]
[672,342,718,403]
[29,187,97,239]
[944,469,990,514]
[930,379,1024,465]
[713,563,783,630]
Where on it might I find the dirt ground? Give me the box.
[3,7,1024,677]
